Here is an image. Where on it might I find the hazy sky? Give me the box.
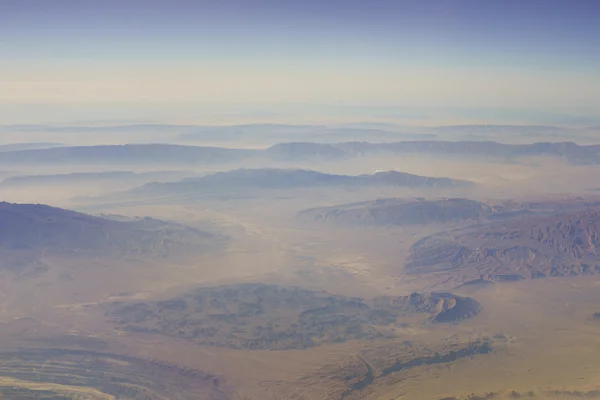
[1,0,600,124]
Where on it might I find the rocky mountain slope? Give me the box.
[0,202,223,268]
[407,207,600,282]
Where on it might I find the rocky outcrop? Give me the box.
[106,284,481,350]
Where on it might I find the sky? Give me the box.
[1,0,600,125]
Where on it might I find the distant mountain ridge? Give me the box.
[1,139,600,165]
[0,171,194,187]
[0,143,63,152]
[4,123,597,144]
[299,198,517,227]
[127,168,473,198]
[266,142,349,159]
[335,140,600,164]
[0,144,257,165]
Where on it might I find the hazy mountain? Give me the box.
[431,125,575,141]
[0,143,63,152]
[0,124,197,133]
[178,124,436,144]
[1,140,600,166]
[127,168,473,198]
[0,202,223,268]
[8,123,593,146]
[298,198,524,227]
[2,123,433,147]
[266,142,349,160]
[433,125,570,134]
[0,144,257,165]
[335,140,600,165]
[0,171,195,187]
[178,124,329,143]
[427,125,600,144]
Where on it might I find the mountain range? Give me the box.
[0,144,255,165]
[298,198,525,227]
[0,171,194,187]
[125,168,473,199]
[1,139,600,165]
